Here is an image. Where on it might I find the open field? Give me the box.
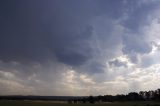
[0,100,160,106]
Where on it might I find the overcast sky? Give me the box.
[0,0,160,96]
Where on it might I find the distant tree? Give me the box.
[115,94,127,101]
[127,92,140,101]
[97,95,103,103]
[149,91,155,100]
[145,91,150,100]
[73,99,77,104]
[68,99,72,104]
[154,90,159,100]
[158,89,160,100]
[139,91,145,100]
[88,96,95,104]
[82,97,87,103]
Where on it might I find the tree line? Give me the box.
[68,89,160,104]
[0,88,160,103]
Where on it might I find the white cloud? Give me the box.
[0,79,35,95]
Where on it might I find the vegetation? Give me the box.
[67,89,160,104]
[1,88,160,105]
[0,100,160,106]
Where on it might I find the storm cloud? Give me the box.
[0,0,160,96]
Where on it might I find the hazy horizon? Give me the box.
[0,0,160,96]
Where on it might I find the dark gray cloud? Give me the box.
[122,34,151,54]
[0,0,127,63]
[52,26,94,66]
[121,0,159,32]
[0,0,160,95]
[0,0,126,69]
[0,0,95,65]
[109,59,127,67]
[121,1,160,64]
[122,33,152,63]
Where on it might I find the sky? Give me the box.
[0,0,160,96]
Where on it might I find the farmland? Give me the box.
[0,100,160,106]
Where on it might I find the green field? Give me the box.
[0,101,160,106]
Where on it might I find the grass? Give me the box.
[0,100,160,106]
